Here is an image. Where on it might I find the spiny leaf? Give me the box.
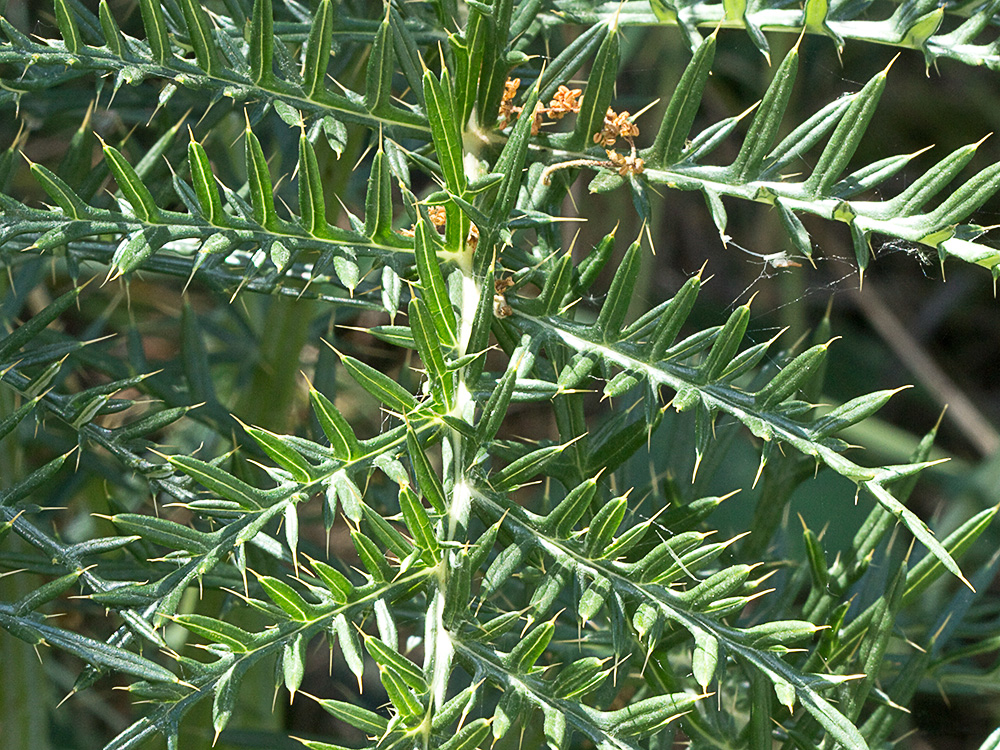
[755,342,829,410]
[188,138,225,225]
[249,0,274,84]
[179,0,221,74]
[257,575,316,621]
[298,135,328,237]
[365,11,394,113]
[700,301,751,382]
[648,30,717,165]
[137,0,170,64]
[364,147,393,240]
[310,696,388,735]
[172,614,257,652]
[97,1,125,57]
[570,20,620,151]
[302,0,334,98]
[245,125,278,229]
[309,387,360,461]
[100,139,159,223]
[413,218,458,348]
[595,239,642,340]
[405,430,446,514]
[341,354,418,415]
[805,59,891,195]
[423,68,465,197]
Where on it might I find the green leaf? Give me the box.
[366,635,427,692]
[364,147,393,240]
[257,575,315,621]
[476,341,529,445]
[755,342,829,410]
[775,199,813,260]
[298,135,328,237]
[843,562,906,720]
[308,559,353,604]
[0,284,83,361]
[167,455,274,509]
[172,614,257,652]
[309,387,360,461]
[603,692,703,738]
[409,297,452,409]
[406,430,447,514]
[302,0,334,98]
[904,504,997,604]
[700,301,751,383]
[245,124,278,229]
[341,354,418,415]
[813,388,904,437]
[13,569,84,616]
[243,424,314,482]
[762,96,853,178]
[111,514,212,553]
[543,476,598,537]
[28,161,89,220]
[451,9,488,128]
[570,21,620,151]
[478,81,539,268]
[380,665,423,723]
[585,497,628,557]
[137,0,170,63]
[388,7,424,108]
[507,620,554,673]
[311,696,388,735]
[188,138,225,225]
[492,443,568,490]
[360,503,412,560]
[649,272,702,359]
[805,60,890,195]
[398,485,440,560]
[552,656,609,699]
[0,612,177,683]
[351,531,392,582]
[537,251,574,315]
[179,0,220,74]
[283,632,307,697]
[595,239,642,341]
[100,140,159,223]
[365,11,394,113]
[648,31,717,165]
[332,614,364,686]
[330,469,362,523]
[691,629,718,690]
[98,1,125,57]
[413,218,458,348]
[730,41,799,181]
[423,68,465,197]
[249,0,274,84]
[439,718,491,750]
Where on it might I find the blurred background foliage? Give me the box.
[1,0,1000,747]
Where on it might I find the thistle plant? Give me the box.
[1,1,1000,749]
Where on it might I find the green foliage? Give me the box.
[1,1,999,749]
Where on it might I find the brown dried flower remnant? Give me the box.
[498,78,583,133]
[529,102,546,136]
[400,207,478,250]
[547,85,582,120]
[494,276,514,318]
[594,108,640,149]
[606,149,645,178]
[466,221,480,252]
[498,77,521,129]
[427,206,447,227]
